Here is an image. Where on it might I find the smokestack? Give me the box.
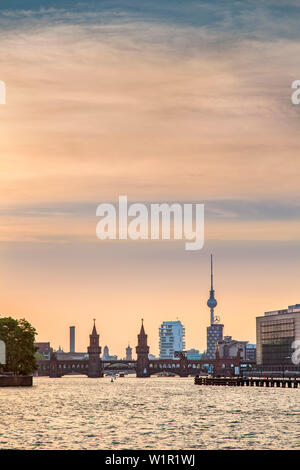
[70,326,75,353]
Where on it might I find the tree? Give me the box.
[0,317,38,375]
[35,352,46,361]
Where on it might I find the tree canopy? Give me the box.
[0,317,38,375]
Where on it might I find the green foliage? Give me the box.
[35,352,46,361]
[0,317,38,375]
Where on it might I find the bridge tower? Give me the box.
[136,319,150,377]
[87,319,102,378]
[49,351,61,378]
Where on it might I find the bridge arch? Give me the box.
[103,362,136,371]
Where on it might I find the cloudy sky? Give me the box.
[0,0,299,356]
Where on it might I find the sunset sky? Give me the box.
[0,1,299,357]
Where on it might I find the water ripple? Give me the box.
[0,376,299,450]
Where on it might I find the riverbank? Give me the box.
[0,375,32,387]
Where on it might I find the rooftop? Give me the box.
[264,304,300,317]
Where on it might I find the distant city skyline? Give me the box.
[3,247,298,358]
[19,247,298,358]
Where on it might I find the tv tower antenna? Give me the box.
[207,254,219,325]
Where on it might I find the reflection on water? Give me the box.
[0,376,299,449]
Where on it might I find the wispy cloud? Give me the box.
[0,1,299,244]
[0,1,300,353]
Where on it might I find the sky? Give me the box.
[0,1,299,357]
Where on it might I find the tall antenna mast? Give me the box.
[207,254,218,325]
[211,254,213,290]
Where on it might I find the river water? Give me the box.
[0,376,299,450]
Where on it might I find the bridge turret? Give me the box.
[136,319,150,377]
[87,319,102,377]
[49,351,61,378]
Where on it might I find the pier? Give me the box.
[195,376,300,388]
[0,375,33,387]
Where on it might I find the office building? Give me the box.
[159,321,185,359]
[246,343,256,362]
[256,304,300,367]
[217,336,248,360]
[186,349,203,360]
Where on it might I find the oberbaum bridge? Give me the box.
[37,320,246,378]
[38,256,252,378]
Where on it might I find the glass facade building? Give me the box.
[159,321,185,359]
[256,304,300,366]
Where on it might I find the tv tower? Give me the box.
[205,254,223,359]
[207,254,218,325]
